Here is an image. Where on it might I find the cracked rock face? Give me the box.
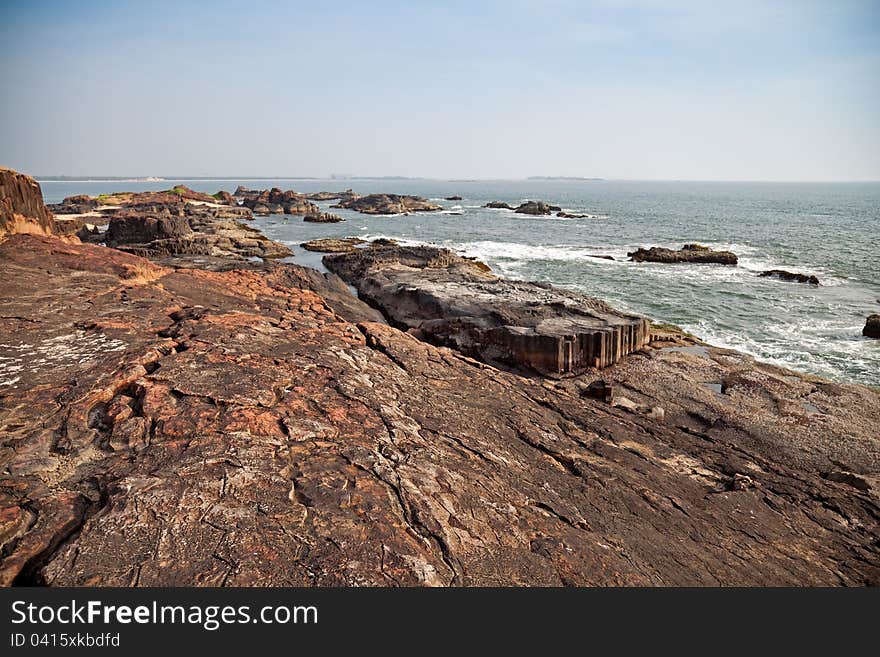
[2,234,877,586]
[0,167,59,239]
[324,245,652,374]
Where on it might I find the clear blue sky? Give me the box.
[1,0,878,180]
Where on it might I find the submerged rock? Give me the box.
[445,195,463,201]
[300,237,365,253]
[484,201,513,209]
[864,314,880,339]
[629,244,738,265]
[324,244,651,374]
[514,200,562,215]
[759,270,820,285]
[557,211,590,218]
[332,193,441,215]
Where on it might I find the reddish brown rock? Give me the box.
[0,167,59,238]
[0,234,878,586]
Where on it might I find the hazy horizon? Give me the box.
[2,0,879,182]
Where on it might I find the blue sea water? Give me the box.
[40,178,880,386]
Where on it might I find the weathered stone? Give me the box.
[445,196,463,201]
[629,244,738,265]
[1,234,878,587]
[760,270,820,285]
[0,167,58,238]
[324,245,651,374]
[864,314,880,339]
[303,212,344,223]
[301,237,365,253]
[332,193,441,215]
[514,201,562,215]
[484,201,513,209]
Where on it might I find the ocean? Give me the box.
[39,178,880,386]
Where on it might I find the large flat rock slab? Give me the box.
[324,245,651,374]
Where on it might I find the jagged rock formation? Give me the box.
[760,270,820,285]
[484,201,513,209]
[47,194,99,215]
[332,193,441,215]
[864,315,880,339]
[514,201,562,215]
[301,238,365,253]
[236,187,320,215]
[0,167,58,238]
[629,244,739,265]
[303,190,353,201]
[303,212,344,223]
[1,234,878,586]
[104,203,290,260]
[324,245,651,374]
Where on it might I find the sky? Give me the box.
[1,0,878,181]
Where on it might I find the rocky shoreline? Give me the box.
[1,168,878,586]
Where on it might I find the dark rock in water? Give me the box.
[303,212,344,223]
[557,211,590,218]
[284,199,320,215]
[0,167,59,238]
[267,203,285,215]
[484,201,513,209]
[588,254,615,261]
[332,193,441,215]
[48,194,100,215]
[514,200,562,215]
[864,314,880,339]
[445,195,463,201]
[324,244,651,374]
[301,237,365,253]
[629,244,738,265]
[212,190,238,206]
[252,203,271,216]
[168,185,217,203]
[304,190,350,201]
[759,270,820,285]
[103,203,290,260]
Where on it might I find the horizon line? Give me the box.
[32,175,880,184]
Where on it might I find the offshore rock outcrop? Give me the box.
[104,204,291,260]
[629,244,739,265]
[484,201,513,209]
[332,193,441,215]
[514,201,562,215]
[0,167,59,238]
[301,238,365,253]
[1,234,878,586]
[303,212,345,223]
[864,314,880,339]
[760,270,820,285]
[324,245,651,374]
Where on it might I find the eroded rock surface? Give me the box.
[864,314,880,339]
[303,212,344,223]
[332,194,441,215]
[0,167,58,238]
[514,201,562,215]
[324,245,651,374]
[1,235,878,587]
[629,244,738,265]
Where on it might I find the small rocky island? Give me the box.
[629,243,739,265]
[1,167,878,587]
[332,193,442,215]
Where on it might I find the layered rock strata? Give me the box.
[324,245,651,374]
